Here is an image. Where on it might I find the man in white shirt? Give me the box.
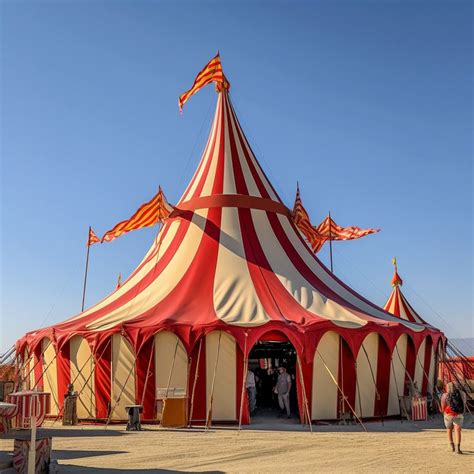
[246,370,257,414]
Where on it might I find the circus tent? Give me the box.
[16,79,444,425]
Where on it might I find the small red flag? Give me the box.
[179,53,230,112]
[291,185,326,253]
[87,227,100,247]
[315,215,380,241]
[102,187,173,243]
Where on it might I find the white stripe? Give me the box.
[179,94,221,202]
[227,104,262,197]
[66,219,182,322]
[251,209,367,328]
[86,209,210,330]
[213,207,269,326]
[276,214,424,332]
[221,101,236,195]
[229,100,278,201]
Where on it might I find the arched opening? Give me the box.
[40,338,60,416]
[69,336,95,419]
[414,336,433,395]
[247,332,299,421]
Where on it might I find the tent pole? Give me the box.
[206,332,222,430]
[165,339,180,398]
[188,338,203,428]
[238,333,248,431]
[360,342,383,424]
[317,349,367,432]
[81,226,92,312]
[328,211,334,273]
[140,344,155,407]
[296,355,312,433]
[390,356,404,422]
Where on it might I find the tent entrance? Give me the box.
[247,340,299,421]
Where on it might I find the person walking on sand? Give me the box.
[440,382,467,454]
[274,367,292,418]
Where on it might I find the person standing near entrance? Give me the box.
[246,370,257,414]
[275,367,292,418]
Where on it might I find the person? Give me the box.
[440,382,467,454]
[62,383,78,425]
[274,367,292,418]
[246,370,257,414]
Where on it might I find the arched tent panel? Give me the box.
[421,336,434,395]
[387,334,408,416]
[22,348,34,391]
[206,331,236,421]
[355,333,378,418]
[110,334,136,421]
[41,338,60,415]
[414,338,426,394]
[69,336,95,419]
[154,331,188,395]
[428,341,436,394]
[312,331,339,420]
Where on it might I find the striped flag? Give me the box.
[102,187,173,243]
[179,53,230,112]
[87,227,100,247]
[315,215,380,241]
[291,185,327,253]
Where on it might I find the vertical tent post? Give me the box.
[296,355,312,433]
[317,349,367,432]
[27,394,38,474]
[188,338,203,427]
[238,333,248,431]
[206,332,222,430]
[81,226,92,312]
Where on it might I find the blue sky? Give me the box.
[1,0,472,352]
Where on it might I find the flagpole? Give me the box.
[81,226,92,312]
[328,211,334,273]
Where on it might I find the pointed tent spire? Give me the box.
[391,257,403,287]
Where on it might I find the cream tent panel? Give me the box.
[22,349,34,391]
[427,342,436,394]
[42,338,59,416]
[70,336,95,419]
[414,339,426,393]
[355,333,378,418]
[312,331,339,420]
[111,334,136,420]
[206,331,236,421]
[387,334,408,416]
[154,332,188,394]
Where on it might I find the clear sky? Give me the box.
[1,0,472,352]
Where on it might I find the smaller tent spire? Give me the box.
[391,257,403,287]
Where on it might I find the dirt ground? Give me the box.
[1,416,473,473]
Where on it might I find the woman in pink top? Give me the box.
[440,382,467,454]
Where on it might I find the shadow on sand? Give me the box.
[57,467,223,473]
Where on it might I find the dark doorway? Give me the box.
[247,340,299,421]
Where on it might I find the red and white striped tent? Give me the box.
[16,87,444,424]
[383,268,440,396]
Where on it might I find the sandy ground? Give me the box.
[1,416,473,473]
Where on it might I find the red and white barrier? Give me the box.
[411,396,427,421]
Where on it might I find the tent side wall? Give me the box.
[387,334,408,416]
[41,338,60,416]
[206,331,236,421]
[355,333,378,418]
[70,336,96,419]
[311,331,339,420]
[110,334,136,420]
